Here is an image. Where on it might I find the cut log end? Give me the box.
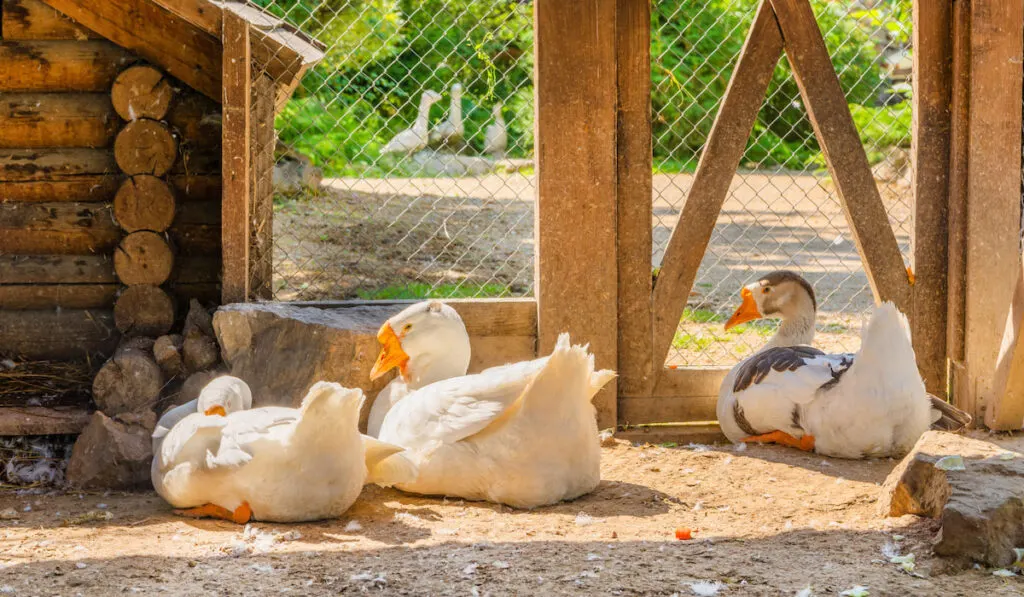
[91,349,164,416]
[114,231,174,286]
[114,119,177,176]
[113,175,176,233]
[183,333,219,373]
[111,65,174,121]
[113,284,175,337]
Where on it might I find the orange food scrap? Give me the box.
[674,527,696,540]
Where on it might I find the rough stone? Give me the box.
[183,299,215,339]
[153,334,184,378]
[66,411,156,490]
[879,430,1024,567]
[182,334,219,373]
[92,349,163,416]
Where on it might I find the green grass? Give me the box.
[670,307,779,351]
[355,282,509,300]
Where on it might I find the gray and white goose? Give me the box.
[716,270,970,459]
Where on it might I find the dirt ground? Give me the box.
[275,172,910,366]
[2,438,1019,596]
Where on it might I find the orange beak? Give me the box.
[204,405,227,417]
[370,322,410,381]
[724,287,763,330]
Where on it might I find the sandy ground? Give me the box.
[275,172,910,366]
[1,439,1018,597]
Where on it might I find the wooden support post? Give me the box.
[535,0,618,428]
[990,260,1024,429]
[250,74,276,300]
[961,0,1024,422]
[615,0,653,398]
[221,10,252,304]
[650,0,783,370]
[910,2,953,395]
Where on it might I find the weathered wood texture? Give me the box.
[534,0,618,428]
[114,231,174,286]
[113,175,176,233]
[167,93,222,149]
[771,0,912,314]
[0,254,218,285]
[113,284,175,336]
[946,0,970,395]
[0,93,120,148]
[617,423,726,446]
[221,10,252,303]
[111,64,174,121]
[615,0,654,397]
[0,148,117,180]
[113,118,178,176]
[990,260,1024,430]
[0,40,133,92]
[250,74,275,299]
[0,284,117,309]
[39,0,222,101]
[910,2,953,395]
[92,348,163,415]
[1,0,99,40]
[651,0,783,371]
[619,368,727,425]
[0,201,118,254]
[0,309,118,360]
[0,407,91,436]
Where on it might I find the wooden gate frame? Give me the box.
[535,0,967,439]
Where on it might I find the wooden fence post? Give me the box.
[534,0,619,429]
[221,11,252,304]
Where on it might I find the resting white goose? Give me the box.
[369,300,616,508]
[381,89,443,155]
[152,379,416,523]
[716,270,970,459]
[429,83,465,149]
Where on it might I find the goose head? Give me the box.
[370,300,471,389]
[420,89,443,109]
[724,270,817,347]
[492,103,503,119]
[197,376,253,417]
[450,83,463,98]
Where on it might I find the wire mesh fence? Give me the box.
[246,0,535,302]
[653,0,913,367]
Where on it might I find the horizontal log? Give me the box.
[0,173,219,203]
[114,118,177,176]
[292,298,539,337]
[0,40,134,92]
[113,175,176,232]
[0,93,120,148]
[168,282,220,306]
[169,224,219,255]
[111,64,174,121]
[167,92,221,148]
[0,148,117,181]
[172,150,220,175]
[0,254,218,284]
[168,174,221,203]
[114,230,173,285]
[0,201,120,254]
[1,0,100,40]
[0,308,118,360]
[0,283,117,309]
[174,200,219,226]
[0,406,92,436]
[114,284,175,336]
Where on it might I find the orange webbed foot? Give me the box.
[741,430,815,452]
[174,501,252,524]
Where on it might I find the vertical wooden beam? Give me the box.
[961,0,1023,421]
[989,260,1024,429]
[221,11,252,304]
[650,0,784,370]
[770,0,912,314]
[615,0,653,398]
[250,73,275,300]
[946,0,970,406]
[535,0,618,428]
[910,2,953,395]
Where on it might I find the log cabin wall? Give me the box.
[0,0,223,364]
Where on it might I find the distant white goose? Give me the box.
[429,83,465,149]
[483,103,507,158]
[381,89,443,155]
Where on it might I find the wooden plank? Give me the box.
[650,0,783,370]
[220,10,252,303]
[618,395,718,426]
[39,0,222,101]
[1,0,99,40]
[0,148,117,181]
[616,423,726,446]
[0,284,117,309]
[0,406,91,436]
[615,0,654,397]
[250,74,275,300]
[961,0,1024,421]
[0,309,118,360]
[169,224,220,256]
[0,201,120,254]
[534,0,618,429]
[149,0,220,35]
[770,0,912,313]
[989,259,1024,429]
[0,254,217,284]
[167,92,222,149]
[468,336,537,373]
[910,2,953,395]
[650,367,729,398]
[0,40,133,92]
[0,177,120,202]
[168,174,222,203]
[0,93,120,148]
[946,0,970,384]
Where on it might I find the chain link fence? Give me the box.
[248,0,535,302]
[654,0,913,367]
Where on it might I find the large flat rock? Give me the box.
[878,430,1024,567]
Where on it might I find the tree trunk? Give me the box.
[114,118,177,176]
[114,231,174,285]
[113,175,176,232]
[113,284,175,336]
[111,65,174,121]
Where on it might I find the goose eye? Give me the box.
[762,287,771,294]
[402,323,413,333]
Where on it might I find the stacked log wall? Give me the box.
[0,0,222,362]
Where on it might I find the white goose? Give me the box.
[380,89,443,155]
[152,378,416,523]
[429,83,465,149]
[716,270,970,459]
[368,300,616,508]
[483,103,507,158]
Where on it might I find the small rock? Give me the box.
[0,509,18,520]
[598,429,616,447]
[183,299,215,338]
[66,411,154,490]
[183,334,219,373]
[153,334,184,379]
